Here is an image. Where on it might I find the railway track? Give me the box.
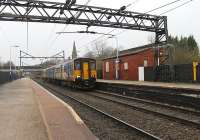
[97,83,200,110]
[37,81,161,140]
[36,80,200,140]
[95,90,200,115]
[84,90,200,128]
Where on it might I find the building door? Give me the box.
[138,67,144,81]
[83,62,89,80]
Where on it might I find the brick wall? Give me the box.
[103,48,155,81]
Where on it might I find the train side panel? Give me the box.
[43,58,97,89]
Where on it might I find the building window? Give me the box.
[144,59,148,67]
[106,62,109,72]
[124,62,128,70]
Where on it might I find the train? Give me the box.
[42,57,97,89]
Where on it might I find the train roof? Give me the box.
[44,57,95,70]
[74,57,96,61]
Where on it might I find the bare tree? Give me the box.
[167,35,200,65]
[83,40,117,79]
[83,51,95,58]
[147,34,155,44]
[3,61,15,67]
[91,40,116,59]
[0,57,3,68]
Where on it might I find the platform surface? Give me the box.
[97,79,200,91]
[0,78,97,140]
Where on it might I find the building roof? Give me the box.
[103,43,155,60]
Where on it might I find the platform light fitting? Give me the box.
[60,0,76,15]
[70,0,76,5]
[107,15,112,20]
[119,6,126,11]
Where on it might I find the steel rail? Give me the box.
[95,90,200,116]
[37,81,161,140]
[97,83,200,109]
[85,91,200,129]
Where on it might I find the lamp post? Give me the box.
[166,44,175,65]
[108,35,119,80]
[157,45,160,66]
[10,45,20,80]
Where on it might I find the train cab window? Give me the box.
[64,64,68,72]
[75,62,81,70]
[90,62,96,70]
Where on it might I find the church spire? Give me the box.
[72,41,77,59]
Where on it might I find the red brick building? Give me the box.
[103,44,155,81]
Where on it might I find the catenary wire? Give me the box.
[80,0,189,49]
[47,0,92,53]
[117,0,194,38]
[160,0,193,15]
[77,0,141,42]
[122,0,195,49]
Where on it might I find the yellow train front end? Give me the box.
[73,58,97,89]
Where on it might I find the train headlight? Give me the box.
[76,75,81,78]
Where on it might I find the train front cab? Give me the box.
[74,58,96,89]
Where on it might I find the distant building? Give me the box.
[102,44,156,81]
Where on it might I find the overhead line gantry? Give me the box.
[0,0,168,44]
[19,50,65,69]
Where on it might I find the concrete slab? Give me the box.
[97,79,200,92]
[0,78,97,140]
[31,80,98,140]
[0,79,49,140]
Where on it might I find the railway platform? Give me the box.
[0,78,97,140]
[97,79,200,91]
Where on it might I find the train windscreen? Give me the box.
[90,61,96,70]
[74,61,81,70]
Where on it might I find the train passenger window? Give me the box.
[90,62,96,70]
[75,62,81,70]
[64,65,67,72]
[124,62,128,70]
[106,62,109,72]
[64,64,71,77]
[69,64,73,75]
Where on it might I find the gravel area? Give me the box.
[41,82,153,140]
[39,81,200,140]
[131,91,200,110]
[96,83,200,110]
[65,91,200,140]
[88,91,200,124]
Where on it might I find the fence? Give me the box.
[197,65,200,82]
[144,63,199,83]
[174,64,193,82]
[144,67,155,81]
[0,71,21,85]
[155,65,173,82]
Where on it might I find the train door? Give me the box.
[83,62,89,80]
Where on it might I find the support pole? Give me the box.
[20,50,22,69]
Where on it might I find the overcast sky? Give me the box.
[0,0,199,65]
